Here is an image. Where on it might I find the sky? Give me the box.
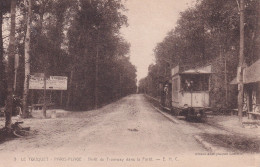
[120,0,196,83]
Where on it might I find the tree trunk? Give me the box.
[66,70,74,108]
[238,0,245,123]
[95,42,99,109]
[0,0,6,107]
[38,9,44,34]
[22,0,32,118]
[5,0,16,131]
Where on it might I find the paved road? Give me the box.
[1,94,251,167]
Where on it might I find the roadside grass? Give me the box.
[201,133,260,153]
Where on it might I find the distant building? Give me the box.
[231,59,260,119]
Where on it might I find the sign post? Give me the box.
[29,75,68,90]
[13,54,19,92]
[43,73,47,118]
[29,74,68,118]
[60,91,63,106]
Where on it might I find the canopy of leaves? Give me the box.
[139,0,260,96]
[66,0,136,109]
[1,0,137,110]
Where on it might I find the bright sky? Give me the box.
[120,0,196,83]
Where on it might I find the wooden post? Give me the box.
[43,73,47,118]
[95,31,99,109]
[60,91,63,106]
[224,51,228,107]
[13,54,19,94]
[190,90,193,107]
[119,73,122,98]
[66,70,73,108]
[238,0,245,123]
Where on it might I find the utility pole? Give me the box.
[238,0,245,123]
[22,0,32,118]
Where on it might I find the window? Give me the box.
[181,74,209,91]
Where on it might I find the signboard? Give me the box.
[29,75,68,90]
[48,76,68,90]
[33,73,45,78]
[29,75,44,90]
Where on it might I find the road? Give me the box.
[0,94,252,167]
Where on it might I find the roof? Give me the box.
[230,59,260,84]
[181,69,212,74]
[181,65,212,74]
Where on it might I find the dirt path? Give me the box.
[0,94,255,167]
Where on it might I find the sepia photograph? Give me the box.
[0,0,260,166]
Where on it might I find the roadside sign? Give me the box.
[33,73,45,78]
[29,75,68,90]
[48,76,68,90]
[29,75,44,90]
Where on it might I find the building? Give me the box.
[231,59,260,119]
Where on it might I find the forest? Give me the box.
[139,0,260,99]
[0,0,137,120]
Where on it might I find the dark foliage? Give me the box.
[139,0,260,101]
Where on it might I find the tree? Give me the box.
[5,0,16,131]
[0,0,11,107]
[0,1,5,107]
[22,0,32,118]
[64,0,136,110]
[2,0,136,113]
[141,0,260,107]
[238,0,245,123]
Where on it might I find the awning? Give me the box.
[230,59,260,84]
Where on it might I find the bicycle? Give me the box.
[11,121,30,138]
